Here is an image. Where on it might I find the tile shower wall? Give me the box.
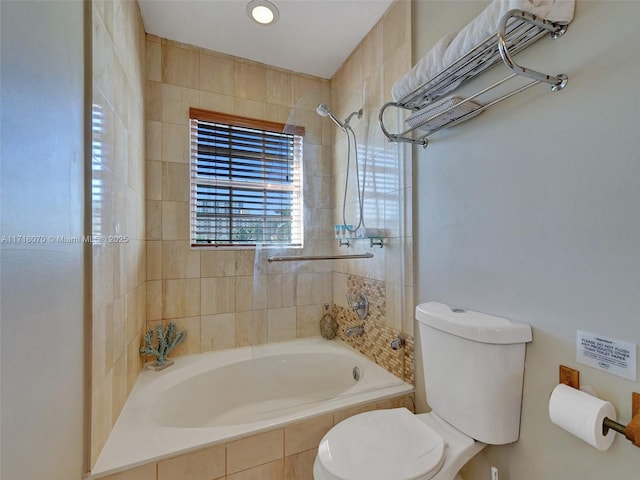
[330,0,414,380]
[91,0,146,468]
[144,35,335,354]
[91,0,412,474]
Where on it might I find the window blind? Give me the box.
[190,109,304,247]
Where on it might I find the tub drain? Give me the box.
[352,366,360,381]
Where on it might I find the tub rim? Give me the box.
[90,337,413,479]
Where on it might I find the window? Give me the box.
[189,108,304,247]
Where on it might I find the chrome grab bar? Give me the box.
[266,253,374,263]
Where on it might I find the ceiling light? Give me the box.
[247,0,279,25]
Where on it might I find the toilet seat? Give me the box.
[315,408,446,480]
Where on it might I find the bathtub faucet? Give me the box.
[345,324,365,337]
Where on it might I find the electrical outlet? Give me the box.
[491,466,499,480]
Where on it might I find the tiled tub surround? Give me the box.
[329,0,414,356]
[143,0,413,359]
[95,393,414,480]
[145,34,336,354]
[143,0,413,369]
[92,0,147,467]
[91,338,413,479]
[144,270,416,387]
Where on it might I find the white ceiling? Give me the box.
[138,0,395,79]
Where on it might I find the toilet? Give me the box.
[313,301,533,480]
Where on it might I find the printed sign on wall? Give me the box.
[577,330,636,381]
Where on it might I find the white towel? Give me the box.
[390,31,457,104]
[405,95,484,134]
[391,0,575,102]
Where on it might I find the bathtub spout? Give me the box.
[345,325,365,337]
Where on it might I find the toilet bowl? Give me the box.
[313,408,485,480]
[313,302,532,480]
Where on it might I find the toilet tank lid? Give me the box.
[416,302,532,344]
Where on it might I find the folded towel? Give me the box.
[391,0,576,102]
[442,0,575,70]
[390,31,457,104]
[405,95,484,134]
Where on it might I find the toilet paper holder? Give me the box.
[559,365,640,448]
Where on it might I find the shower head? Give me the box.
[315,103,330,117]
[316,104,364,130]
[316,103,346,130]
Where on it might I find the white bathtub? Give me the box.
[91,337,413,478]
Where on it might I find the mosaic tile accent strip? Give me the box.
[347,275,386,324]
[333,275,414,385]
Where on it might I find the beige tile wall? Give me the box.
[141,0,414,381]
[91,0,147,468]
[92,0,412,470]
[329,0,414,374]
[100,393,414,480]
[144,35,336,356]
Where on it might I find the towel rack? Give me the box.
[379,9,569,148]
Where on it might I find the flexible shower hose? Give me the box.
[342,124,366,235]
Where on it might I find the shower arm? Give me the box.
[344,108,363,127]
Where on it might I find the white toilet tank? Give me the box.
[416,302,532,445]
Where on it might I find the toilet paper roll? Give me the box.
[548,383,617,451]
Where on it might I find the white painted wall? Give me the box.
[413,1,640,478]
[0,1,86,479]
